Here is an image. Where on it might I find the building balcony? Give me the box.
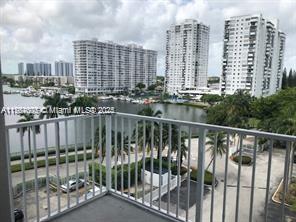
[2,113,296,222]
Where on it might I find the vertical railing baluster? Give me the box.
[83,118,87,200]
[264,139,273,221]
[128,119,131,197]
[222,133,230,222]
[91,117,95,197]
[167,124,172,214]
[19,128,28,221]
[4,127,14,222]
[150,122,154,207]
[196,128,206,222]
[99,116,102,193]
[32,126,40,221]
[235,134,243,222]
[64,121,70,208]
[114,116,118,191]
[281,141,291,221]
[290,144,294,182]
[142,120,146,204]
[176,126,181,218]
[105,115,112,191]
[74,118,79,204]
[210,132,218,222]
[135,121,138,200]
[55,122,61,213]
[249,136,257,222]
[186,127,192,221]
[44,124,51,217]
[158,122,163,210]
[121,118,124,195]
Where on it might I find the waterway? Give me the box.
[3,85,206,153]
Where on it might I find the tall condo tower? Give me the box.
[165,19,210,94]
[221,14,285,97]
[73,39,157,94]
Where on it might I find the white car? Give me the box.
[61,179,85,193]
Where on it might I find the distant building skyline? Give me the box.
[54,60,73,76]
[73,39,157,94]
[18,63,24,75]
[221,14,285,97]
[165,19,210,94]
[23,62,52,76]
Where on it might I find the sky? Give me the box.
[0,0,295,76]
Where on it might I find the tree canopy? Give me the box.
[207,88,296,136]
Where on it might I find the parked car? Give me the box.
[14,209,24,222]
[61,179,85,193]
[86,186,101,198]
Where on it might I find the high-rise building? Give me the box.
[25,62,51,76]
[73,39,157,94]
[165,19,210,94]
[55,61,73,76]
[18,63,24,75]
[221,14,286,97]
[33,63,41,75]
[26,63,34,76]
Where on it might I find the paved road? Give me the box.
[186,138,289,222]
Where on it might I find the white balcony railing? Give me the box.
[5,113,296,222]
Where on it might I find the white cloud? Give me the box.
[1,0,296,76]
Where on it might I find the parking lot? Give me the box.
[13,182,100,222]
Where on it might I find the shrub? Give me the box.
[145,158,187,176]
[89,161,143,190]
[190,169,214,185]
[11,152,94,173]
[232,155,252,165]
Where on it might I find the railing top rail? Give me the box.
[116,112,296,142]
[5,114,87,129]
[5,112,296,142]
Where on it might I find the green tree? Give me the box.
[136,83,146,90]
[282,68,287,89]
[17,113,41,164]
[70,95,97,113]
[94,125,129,163]
[170,130,188,165]
[147,84,156,91]
[207,90,253,129]
[200,94,222,106]
[136,107,162,153]
[40,93,71,159]
[207,90,253,150]
[205,132,227,170]
[252,88,296,136]
[288,69,293,87]
[67,86,75,94]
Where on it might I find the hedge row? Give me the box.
[89,157,189,190]
[10,145,92,161]
[89,160,143,190]
[145,158,187,175]
[11,152,95,173]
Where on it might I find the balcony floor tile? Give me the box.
[49,194,174,222]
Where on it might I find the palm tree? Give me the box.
[94,125,129,163]
[171,130,188,165]
[205,132,227,170]
[40,93,71,159]
[275,104,296,135]
[136,107,162,154]
[17,113,40,164]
